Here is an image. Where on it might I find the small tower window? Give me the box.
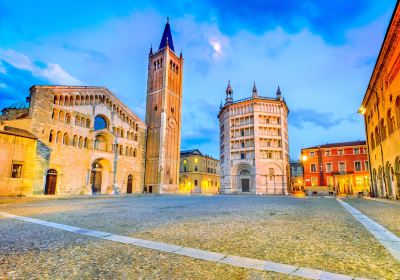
[171,107,174,113]
[155,105,158,111]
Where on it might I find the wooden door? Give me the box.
[241,179,250,192]
[127,175,133,194]
[45,171,57,195]
[91,171,102,194]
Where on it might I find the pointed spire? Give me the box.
[252,81,258,98]
[149,45,153,55]
[220,100,223,109]
[159,17,175,52]
[225,80,233,104]
[276,86,283,100]
[180,49,183,59]
[276,86,281,96]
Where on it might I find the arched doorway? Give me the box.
[90,162,103,194]
[45,169,57,195]
[239,169,251,192]
[127,175,133,194]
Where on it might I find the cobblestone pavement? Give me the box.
[1,195,399,279]
[344,198,400,237]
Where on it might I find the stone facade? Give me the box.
[359,2,400,199]
[145,20,183,193]
[301,141,370,196]
[218,82,290,194]
[178,149,220,194]
[0,126,37,196]
[1,85,146,195]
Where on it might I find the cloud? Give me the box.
[0,49,82,85]
[289,108,359,129]
[62,44,110,63]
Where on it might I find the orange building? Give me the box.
[359,2,400,199]
[301,141,370,195]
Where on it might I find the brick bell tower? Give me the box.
[144,18,183,193]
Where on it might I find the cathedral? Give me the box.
[0,20,182,196]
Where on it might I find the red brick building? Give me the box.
[301,141,370,195]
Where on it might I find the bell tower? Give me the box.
[144,18,183,193]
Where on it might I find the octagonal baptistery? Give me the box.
[218,82,290,195]
[1,85,146,195]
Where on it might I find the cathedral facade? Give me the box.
[1,86,146,195]
[0,20,182,196]
[218,82,290,194]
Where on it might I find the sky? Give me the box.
[0,0,397,160]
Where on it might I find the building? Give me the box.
[359,2,400,199]
[178,149,220,194]
[0,86,146,195]
[301,141,370,195]
[218,82,290,194]
[290,160,303,192]
[0,126,37,196]
[144,19,183,194]
[0,19,185,196]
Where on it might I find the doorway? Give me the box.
[90,162,103,194]
[45,169,57,195]
[241,178,250,192]
[127,175,133,194]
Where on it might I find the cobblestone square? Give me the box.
[1,195,399,279]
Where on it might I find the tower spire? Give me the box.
[159,17,175,51]
[225,80,233,104]
[276,86,282,100]
[252,81,258,98]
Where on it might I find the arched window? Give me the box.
[133,148,137,157]
[65,113,71,124]
[56,131,62,144]
[94,134,108,151]
[84,137,89,149]
[86,119,91,128]
[59,111,65,122]
[94,115,108,130]
[62,133,69,145]
[119,145,124,155]
[49,130,55,143]
[380,119,387,141]
[73,135,78,147]
[240,169,250,176]
[78,136,83,148]
[375,126,380,146]
[134,134,138,141]
[80,117,85,127]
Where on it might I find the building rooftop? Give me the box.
[302,140,366,150]
[3,101,30,110]
[181,149,203,156]
[0,126,37,139]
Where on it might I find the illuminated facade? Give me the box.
[144,19,183,194]
[0,126,37,196]
[178,149,220,194]
[218,82,290,194]
[0,86,146,195]
[359,2,400,199]
[301,141,370,195]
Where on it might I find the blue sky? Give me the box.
[0,0,397,159]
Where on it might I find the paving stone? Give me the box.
[175,247,226,262]
[103,234,142,244]
[219,255,267,270]
[264,261,298,274]
[133,239,183,253]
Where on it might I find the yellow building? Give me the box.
[179,149,220,194]
[0,125,37,196]
[359,2,400,199]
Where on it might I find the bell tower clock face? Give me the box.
[168,117,177,129]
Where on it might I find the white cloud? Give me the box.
[0,83,7,88]
[40,63,82,85]
[0,48,83,85]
